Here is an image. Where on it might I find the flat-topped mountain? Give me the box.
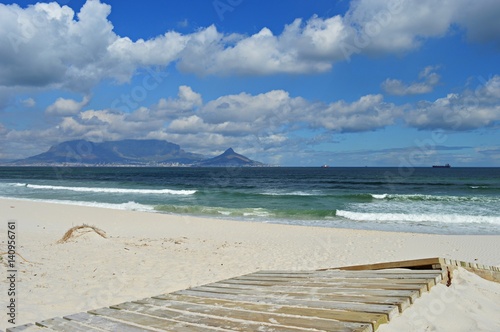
[12,140,265,167]
[194,148,263,167]
[14,139,204,165]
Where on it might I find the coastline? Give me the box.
[1,198,499,330]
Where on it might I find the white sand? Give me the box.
[1,198,499,331]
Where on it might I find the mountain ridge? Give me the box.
[11,139,265,167]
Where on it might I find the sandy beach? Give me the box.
[1,198,499,331]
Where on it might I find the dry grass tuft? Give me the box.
[58,224,107,243]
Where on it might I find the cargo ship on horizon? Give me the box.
[432,164,451,168]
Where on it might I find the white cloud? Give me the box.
[342,0,456,55]
[304,94,404,132]
[154,85,202,118]
[21,97,36,107]
[406,75,500,130]
[0,0,498,94]
[176,17,345,75]
[0,0,188,91]
[166,90,402,138]
[1,86,406,160]
[382,66,441,96]
[0,1,115,89]
[3,81,500,164]
[46,96,90,116]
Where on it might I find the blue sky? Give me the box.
[0,0,499,166]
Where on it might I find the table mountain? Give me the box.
[14,139,204,165]
[12,140,265,166]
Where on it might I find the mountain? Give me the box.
[14,139,204,165]
[12,140,266,167]
[194,148,264,167]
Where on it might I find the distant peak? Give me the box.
[224,148,235,154]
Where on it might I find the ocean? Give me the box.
[1,166,499,235]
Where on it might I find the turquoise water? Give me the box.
[1,167,499,234]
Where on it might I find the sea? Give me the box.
[1,166,499,235]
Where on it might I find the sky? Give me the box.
[0,0,499,166]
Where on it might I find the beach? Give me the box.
[1,198,500,331]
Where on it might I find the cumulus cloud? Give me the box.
[176,17,345,75]
[46,96,90,116]
[167,90,402,138]
[1,86,406,159]
[0,0,187,91]
[168,90,303,137]
[21,97,36,107]
[0,0,499,93]
[382,66,440,96]
[3,81,500,163]
[304,94,404,132]
[405,75,500,130]
[153,85,202,118]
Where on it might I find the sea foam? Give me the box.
[336,210,500,225]
[15,183,196,195]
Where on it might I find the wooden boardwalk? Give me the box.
[7,258,498,332]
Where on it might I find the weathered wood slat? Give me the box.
[218,279,429,295]
[238,274,437,286]
[257,269,444,275]
[113,301,326,332]
[168,289,400,320]
[185,285,410,312]
[329,258,446,271]
[202,283,412,311]
[208,280,420,302]
[139,294,386,331]
[88,308,219,332]
[252,271,443,284]
[6,324,55,332]
[36,317,104,331]
[64,312,158,332]
[219,276,436,292]
[322,257,500,283]
[134,297,372,332]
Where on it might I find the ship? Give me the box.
[432,164,451,168]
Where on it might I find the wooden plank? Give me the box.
[226,275,436,291]
[214,279,429,295]
[239,273,440,284]
[138,294,386,331]
[168,289,400,320]
[256,269,443,275]
[203,283,412,311]
[36,317,104,331]
[189,285,413,312]
[252,270,444,284]
[233,274,435,285]
[206,281,421,303]
[252,270,443,276]
[64,312,158,332]
[327,258,445,271]
[6,324,54,332]
[133,297,372,332]
[89,308,220,332]
[113,301,324,332]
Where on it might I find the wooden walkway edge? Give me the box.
[6,257,498,332]
[323,257,500,284]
